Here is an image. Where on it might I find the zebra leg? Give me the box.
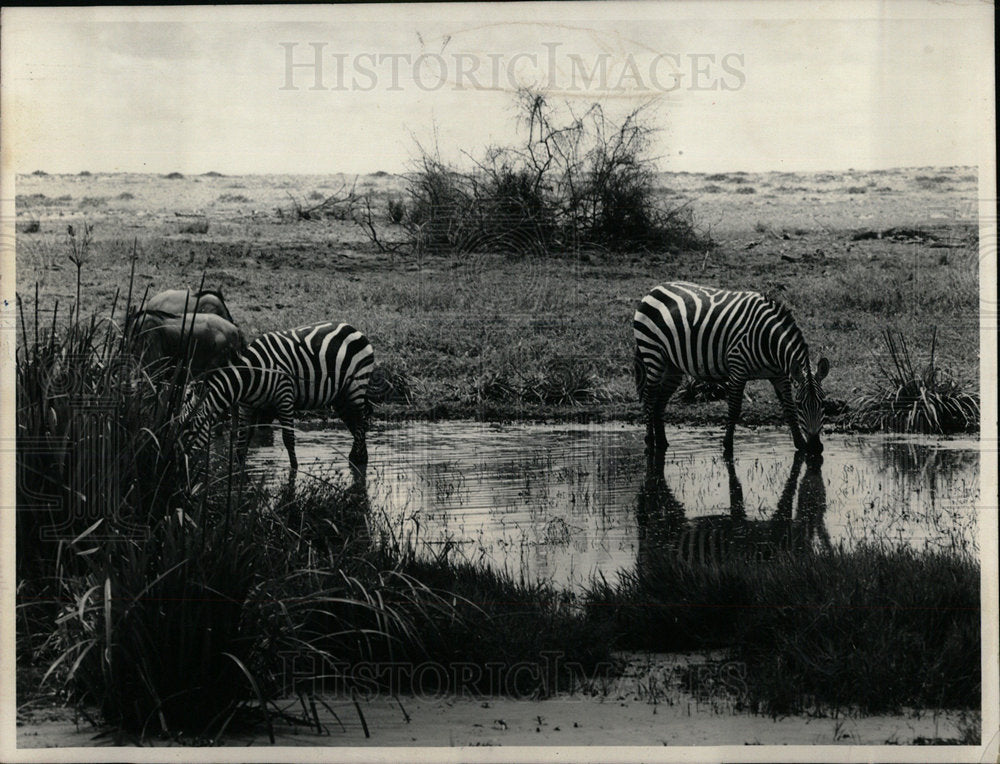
[634,350,658,454]
[340,405,369,482]
[235,405,261,465]
[724,454,746,519]
[771,377,806,451]
[654,371,683,451]
[276,401,298,474]
[722,378,747,456]
[642,371,682,470]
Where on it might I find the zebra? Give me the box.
[633,281,829,458]
[182,321,375,479]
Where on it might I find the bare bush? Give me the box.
[395,91,711,257]
[277,178,360,222]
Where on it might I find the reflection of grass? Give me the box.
[872,440,979,477]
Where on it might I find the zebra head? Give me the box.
[179,366,241,456]
[791,357,830,454]
[179,385,214,455]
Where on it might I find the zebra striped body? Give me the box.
[634,281,829,457]
[184,322,374,477]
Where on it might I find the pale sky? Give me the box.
[1,2,994,175]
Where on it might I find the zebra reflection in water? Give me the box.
[635,452,829,571]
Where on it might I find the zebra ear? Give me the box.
[815,357,830,382]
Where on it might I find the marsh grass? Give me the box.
[850,328,979,433]
[15,278,442,737]
[586,545,979,714]
[16,273,616,738]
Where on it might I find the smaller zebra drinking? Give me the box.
[634,281,829,458]
[183,321,375,479]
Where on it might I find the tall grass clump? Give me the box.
[850,327,979,433]
[400,90,710,257]
[14,265,456,739]
[17,266,614,738]
[44,476,459,737]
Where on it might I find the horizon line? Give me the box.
[15,163,978,179]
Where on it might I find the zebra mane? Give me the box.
[759,291,794,322]
[759,292,814,371]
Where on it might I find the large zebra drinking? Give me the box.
[183,322,375,479]
[633,281,829,459]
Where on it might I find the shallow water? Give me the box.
[246,421,981,590]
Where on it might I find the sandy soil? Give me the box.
[17,688,973,748]
[16,653,975,748]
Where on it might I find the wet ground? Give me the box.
[247,422,980,590]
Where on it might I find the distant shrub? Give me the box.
[31,170,48,176]
[400,91,711,256]
[202,170,225,177]
[14,193,72,209]
[116,192,135,200]
[16,193,47,207]
[217,193,251,203]
[277,181,359,222]
[178,218,210,234]
[735,186,756,194]
[164,172,185,180]
[17,219,41,234]
[78,196,108,208]
[845,186,868,194]
[370,170,390,177]
[78,170,92,177]
[705,173,729,181]
[701,185,724,193]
